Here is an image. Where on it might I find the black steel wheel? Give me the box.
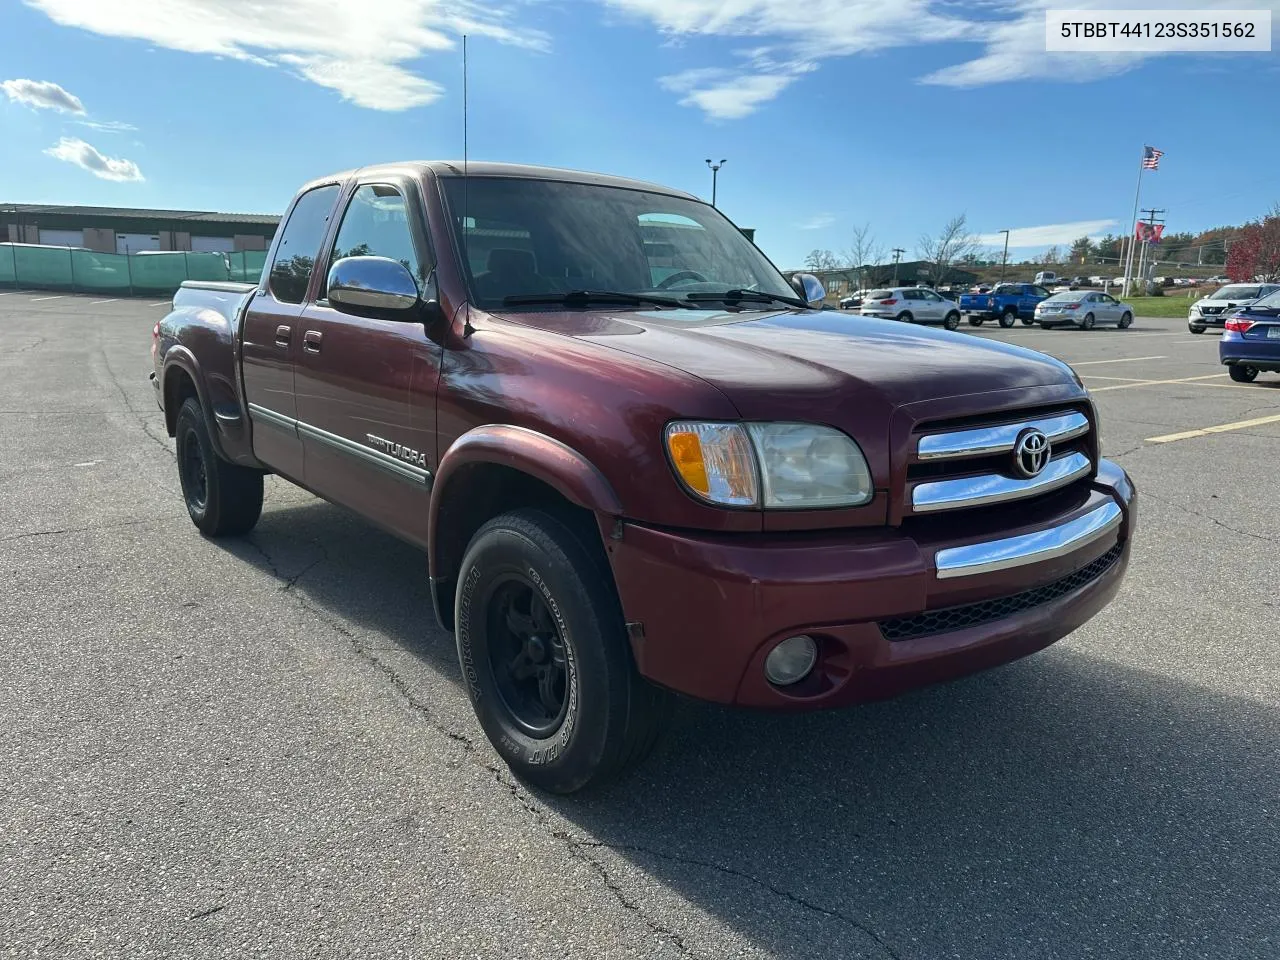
[174,397,263,537]
[487,575,571,737]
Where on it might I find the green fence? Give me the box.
[0,245,267,295]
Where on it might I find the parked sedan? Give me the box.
[1034,290,1134,330]
[859,287,962,329]
[1219,289,1280,382]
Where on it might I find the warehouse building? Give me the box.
[2,203,279,255]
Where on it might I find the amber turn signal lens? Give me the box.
[664,422,759,507]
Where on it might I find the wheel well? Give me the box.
[431,462,608,631]
[163,367,199,437]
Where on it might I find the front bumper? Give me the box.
[607,460,1135,709]
[1190,312,1227,327]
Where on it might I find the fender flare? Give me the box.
[161,347,228,460]
[428,424,623,574]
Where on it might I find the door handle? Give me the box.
[274,325,291,348]
[303,330,323,354]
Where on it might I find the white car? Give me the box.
[859,287,962,329]
[1088,275,1108,285]
[1187,282,1280,333]
[1034,290,1134,330]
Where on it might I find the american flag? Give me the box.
[1142,145,1164,170]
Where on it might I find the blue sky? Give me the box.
[2,0,1279,268]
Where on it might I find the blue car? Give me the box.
[1220,288,1280,383]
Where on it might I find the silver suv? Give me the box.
[1188,283,1280,333]
[859,287,962,329]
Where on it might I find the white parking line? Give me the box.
[148,301,170,307]
[1147,413,1280,444]
[1090,373,1228,392]
[1169,339,1220,344]
[89,298,119,305]
[1071,356,1166,366]
[30,295,64,301]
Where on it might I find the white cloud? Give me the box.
[660,67,799,119]
[25,0,547,111]
[44,137,144,182]
[74,119,138,133]
[976,219,1119,248]
[799,213,836,231]
[1,78,85,113]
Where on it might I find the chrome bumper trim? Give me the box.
[934,500,1123,580]
[917,411,1089,461]
[912,451,1092,513]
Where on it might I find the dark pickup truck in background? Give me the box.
[151,162,1136,793]
[959,282,1052,327]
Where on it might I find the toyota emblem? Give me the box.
[1013,429,1051,478]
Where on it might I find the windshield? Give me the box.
[440,176,795,309]
[1211,284,1261,300]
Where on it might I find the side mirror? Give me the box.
[790,272,826,309]
[327,256,421,317]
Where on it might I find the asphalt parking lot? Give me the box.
[2,292,1277,959]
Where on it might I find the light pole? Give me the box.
[998,229,1010,282]
[891,247,904,286]
[705,158,726,208]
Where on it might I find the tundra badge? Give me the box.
[366,433,429,467]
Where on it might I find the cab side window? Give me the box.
[328,183,424,292]
[269,185,341,304]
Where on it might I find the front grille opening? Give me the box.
[878,543,1123,641]
[906,434,1092,481]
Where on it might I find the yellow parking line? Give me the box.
[1147,413,1280,444]
[1071,356,1166,366]
[1090,373,1228,392]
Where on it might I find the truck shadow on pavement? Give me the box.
[223,497,1277,960]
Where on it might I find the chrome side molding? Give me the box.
[912,451,1092,513]
[934,500,1122,579]
[918,411,1089,461]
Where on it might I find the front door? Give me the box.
[241,183,341,483]
[293,180,442,548]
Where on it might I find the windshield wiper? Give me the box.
[683,289,807,309]
[503,290,695,309]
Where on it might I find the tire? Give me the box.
[896,311,913,323]
[454,509,671,794]
[1188,324,1206,334]
[967,316,984,326]
[999,309,1017,328]
[175,397,263,537]
[944,311,961,330]
[1228,364,1259,383]
[1020,315,1035,326]
[1119,312,1133,329]
[1080,313,1095,331]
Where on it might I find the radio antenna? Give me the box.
[461,34,473,334]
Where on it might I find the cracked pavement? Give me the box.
[2,296,1278,959]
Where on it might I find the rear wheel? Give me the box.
[999,309,1017,328]
[1229,364,1259,383]
[1080,313,1095,331]
[1020,315,1035,326]
[454,509,671,794]
[175,397,263,537]
[944,311,961,330]
[896,311,913,323]
[1119,312,1133,329]
[967,316,984,326]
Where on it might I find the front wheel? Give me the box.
[454,509,671,794]
[1119,312,1133,329]
[1020,315,1035,326]
[944,311,961,330]
[1188,324,1206,334]
[1229,364,1259,383]
[999,309,1017,328]
[1080,313,1095,331]
[175,397,263,537]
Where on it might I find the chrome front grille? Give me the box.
[908,408,1093,515]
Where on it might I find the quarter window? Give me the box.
[329,184,424,291]
[269,185,340,304]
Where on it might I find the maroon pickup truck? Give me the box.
[151,162,1136,793]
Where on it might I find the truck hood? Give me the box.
[493,306,1080,423]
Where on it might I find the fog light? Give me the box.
[764,635,818,686]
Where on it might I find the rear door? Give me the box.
[292,178,442,547]
[241,183,342,482]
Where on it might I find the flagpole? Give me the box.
[1122,146,1146,298]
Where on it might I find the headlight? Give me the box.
[665,421,873,509]
[1189,305,1201,317]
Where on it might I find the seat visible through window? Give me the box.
[476,248,560,300]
